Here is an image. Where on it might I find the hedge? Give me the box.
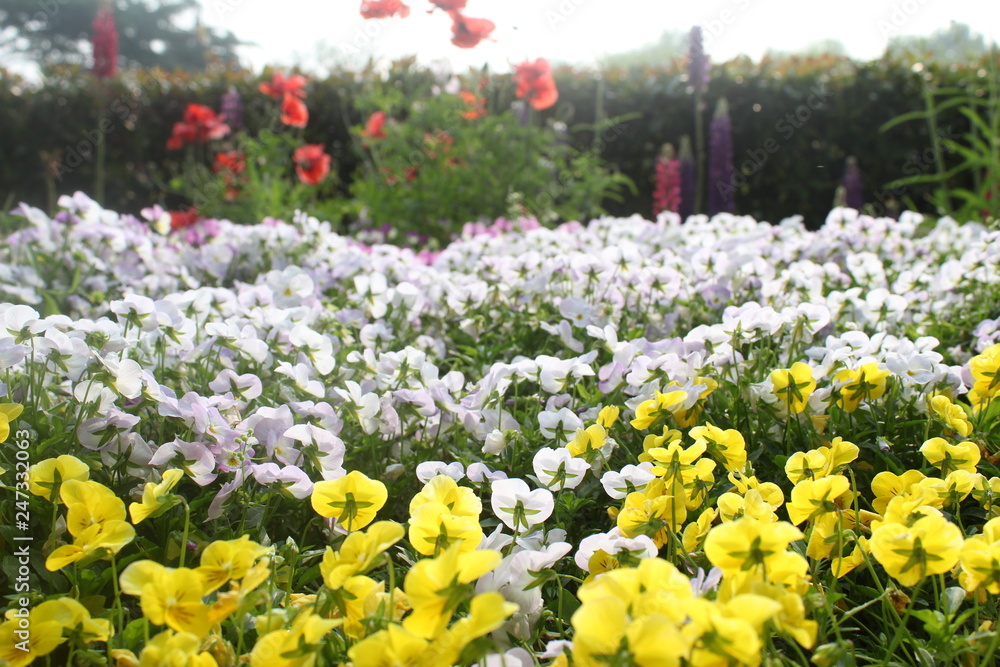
[1,52,994,229]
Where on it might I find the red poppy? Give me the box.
[458,90,487,120]
[166,104,230,150]
[169,208,200,231]
[259,71,307,99]
[449,11,495,48]
[513,59,559,111]
[213,151,246,200]
[294,144,331,185]
[361,111,387,140]
[360,0,410,19]
[213,151,246,176]
[429,0,466,10]
[281,93,309,128]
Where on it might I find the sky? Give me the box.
[197,0,1000,73]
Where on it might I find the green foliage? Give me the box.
[348,79,633,244]
[881,52,1000,224]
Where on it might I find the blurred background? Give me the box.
[1,0,998,232]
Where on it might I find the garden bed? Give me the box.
[3,194,1000,665]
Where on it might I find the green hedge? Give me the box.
[1,53,994,228]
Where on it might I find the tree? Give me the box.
[599,30,688,69]
[885,22,991,64]
[0,0,243,72]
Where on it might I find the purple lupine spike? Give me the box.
[842,156,863,210]
[221,87,244,131]
[91,2,118,79]
[678,135,696,221]
[653,143,681,217]
[687,26,710,94]
[708,98,735,216]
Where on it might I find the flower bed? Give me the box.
[3,194,1000,665]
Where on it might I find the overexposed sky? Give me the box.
[199,0,999,73]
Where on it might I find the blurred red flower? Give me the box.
[449,11,495,48]
[361,111,387,140]
[166,104,230,150]
[213,151,247,200]
[169,208,200,231]
[281,94,309,128]
[91,5,118,79]
[259,71,307,99]
[458,91,487,119]
[360,0,410,18]
[513,59,559,110]
[294,144,331,185]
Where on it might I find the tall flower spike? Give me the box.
[653,143,681,217]
[841,156,863,211]
[687,26,710,95]
[678,135,696,221]
[708,97,735,216]
[220,87,244,131]
[91,2,118,79]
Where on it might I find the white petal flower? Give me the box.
[491,478,554,531]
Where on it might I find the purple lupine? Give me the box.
[687,26,710,95]
[220,87,244,131]
[708,98,735,216]
[842,156,863,210]
[91,3,118,79]
[653,143,681,216]
[679,135,696,221]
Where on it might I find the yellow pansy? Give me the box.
[250,611,342,667]
[960,517,1000,593]
[770,362,816,414]
[871,469,926,515]
[567,423,608,459]
[46,519,136,571]
[119,561,232,636]
[195,535,271,594]
[311,470,387,531]
[320,520,404,590]
[407,501,483,556]
[60,479,127,536]
[28,454,90,501]
[834,362,890,413]
[717,489,778,524]
[133,630,218,667]
[617,479,688,547]
[704,517,803,575]
[919,437,980,474]
[787,475,851,526]
[785,449,828,484]
[0,403,23,444]
[630,389,687,430]
[130,469,185,524]
[690,423,747,472]
[403,543,502,639]
[870,514,963,587]
[928,395,973,437]
[597,405,620,428]
[408,474,481,517]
